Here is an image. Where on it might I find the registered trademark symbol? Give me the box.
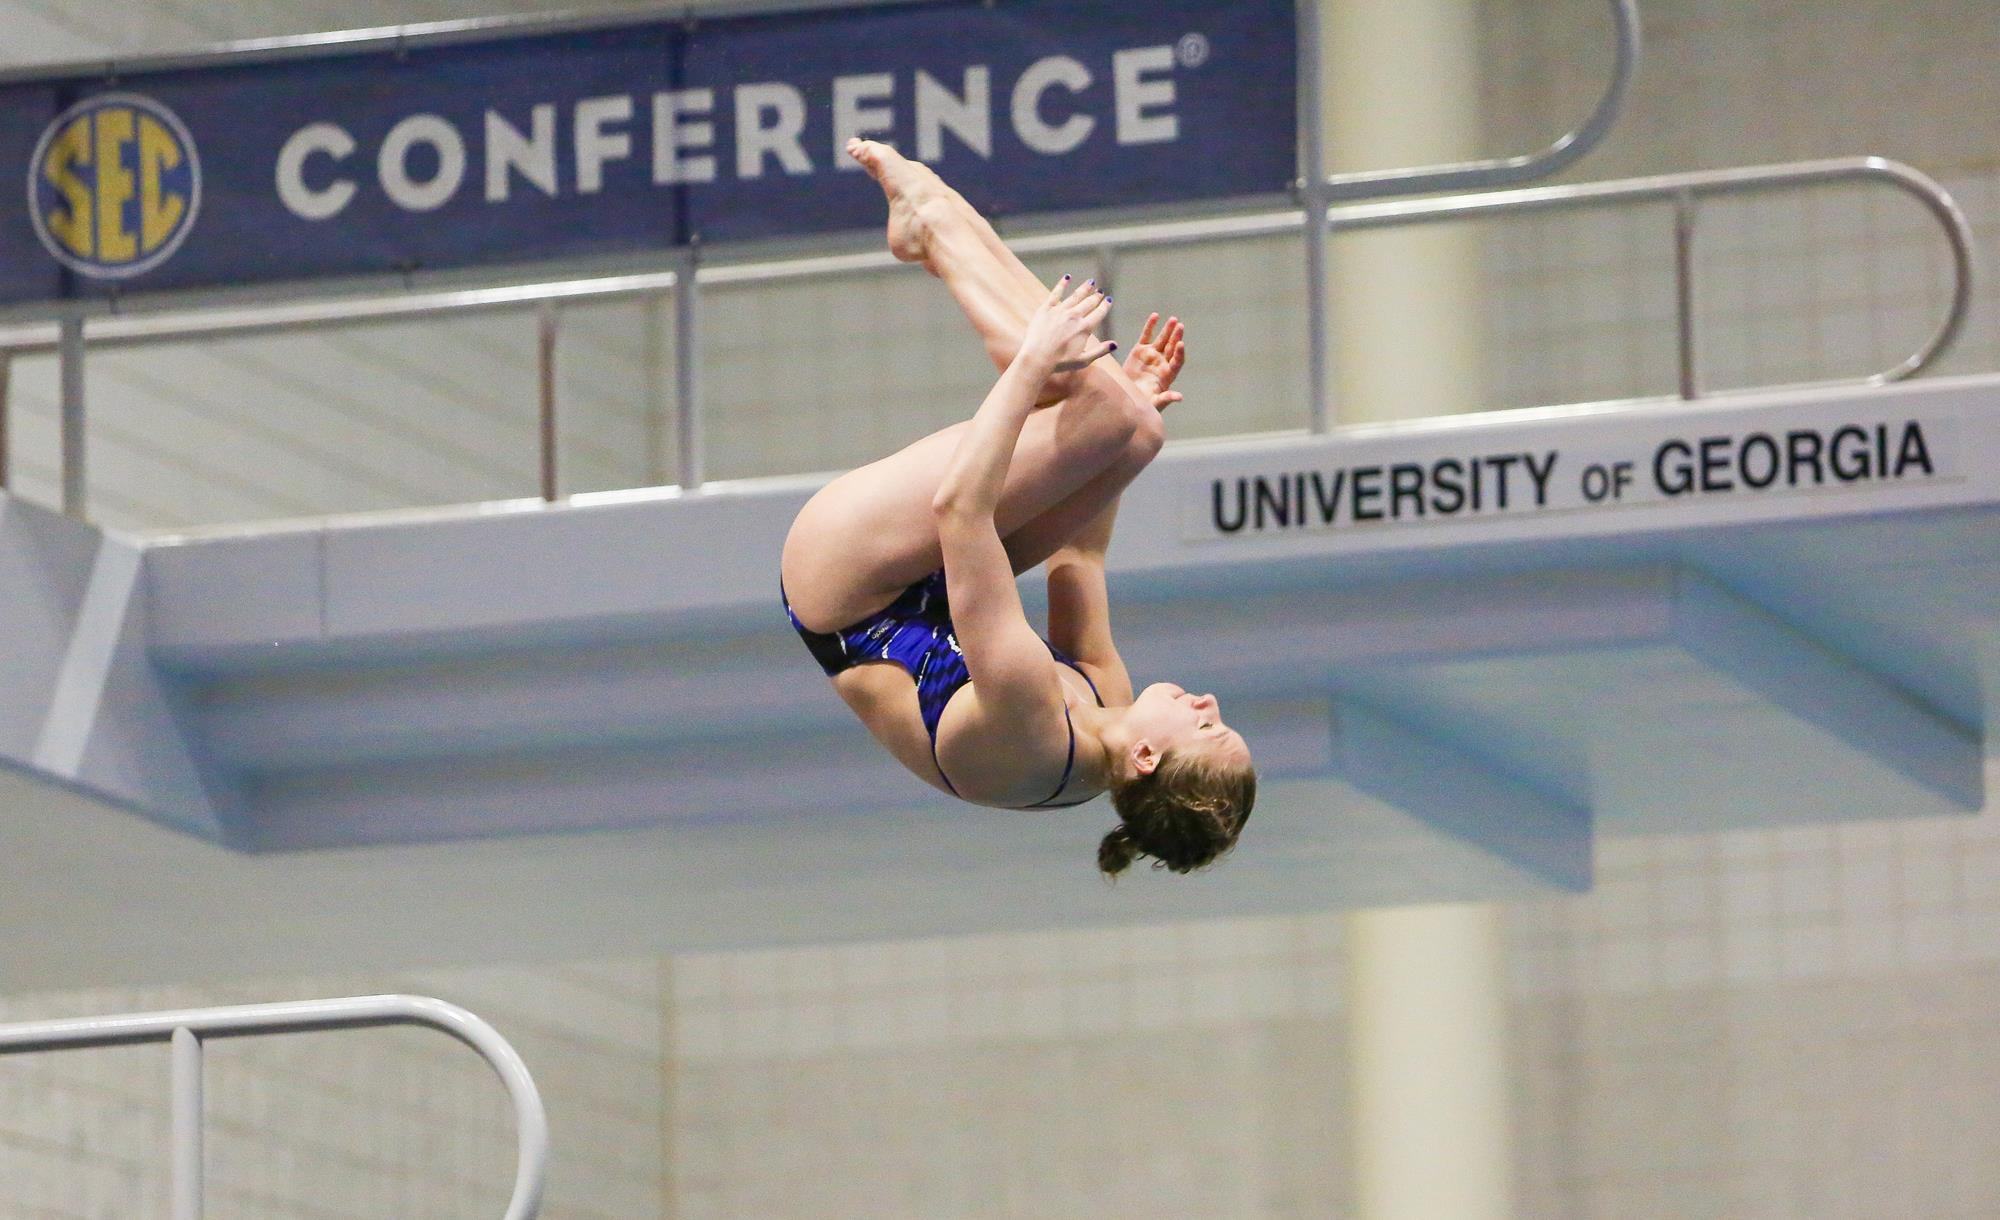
[1176,32,1210,69]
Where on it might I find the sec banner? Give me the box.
[0,0,1297,308]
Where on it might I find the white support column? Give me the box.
[1322,3,1514,1218]
[1346,904,1513,1220]
[1325,0,1487,424]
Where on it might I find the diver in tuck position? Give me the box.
[780,139,1255,877]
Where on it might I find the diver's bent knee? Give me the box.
[1077,365,1147,421]
[1128,403,1166,460]
[1095,378,1164,462]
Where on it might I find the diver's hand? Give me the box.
[1123,313,1186,411]
[1017,274,1116,381]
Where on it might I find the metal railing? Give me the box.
[0,153,1971,525]
[1323,155,1975,399]
[0,994,548,1220]
[1293,0,1641,425]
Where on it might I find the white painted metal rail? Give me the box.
[0,994,548,1220]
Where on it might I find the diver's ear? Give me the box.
[1130,739,1161,777]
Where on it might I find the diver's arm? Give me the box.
[933,278,1113,714]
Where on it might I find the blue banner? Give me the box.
[0,0,1297,307]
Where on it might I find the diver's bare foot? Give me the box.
[846,137,946,265]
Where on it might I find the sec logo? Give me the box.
[28,92,201,280]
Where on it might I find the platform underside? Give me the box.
[0,375,1993,988]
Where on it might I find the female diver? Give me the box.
[780,139,1255,877]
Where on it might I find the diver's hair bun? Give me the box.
[1098,824,1142,877]
[1102,752,1258,878]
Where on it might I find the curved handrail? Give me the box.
[1322,0,1641,201]
[0,994,548,1220]
[1316,155,1975,391]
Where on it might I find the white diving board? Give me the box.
[0,374,1992,989]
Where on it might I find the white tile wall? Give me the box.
[2,0,1999,1218]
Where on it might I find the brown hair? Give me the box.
[1098,753,1257,877]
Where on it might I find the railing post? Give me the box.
[1298,0,1332,432]
[0,348,11,492]
[58,315,85,519]
[1673,189,1699,399]
[1095,245,1118,343]
[537,303,559,501]
[673,247,703,492]
[171,1026,203,1220]
[643,291,672,486]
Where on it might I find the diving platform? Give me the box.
[0,373,1994,989]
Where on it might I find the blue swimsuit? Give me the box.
[783,570,1104,808]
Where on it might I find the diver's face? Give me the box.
[1127,683,1251,769]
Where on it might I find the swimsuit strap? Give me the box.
[1068,660,1105,708]
[1022,705,1079,809]
[1019,659,1102,809]
[931,651,1103,808]
[929,732,961,798]
[1024,704,1088,808]
[934,704,1086,809]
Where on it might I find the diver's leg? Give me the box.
[780,142,1162,631]
[848,138,1156,400]
[997,425,1162,574]
[781,384,1157,631]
